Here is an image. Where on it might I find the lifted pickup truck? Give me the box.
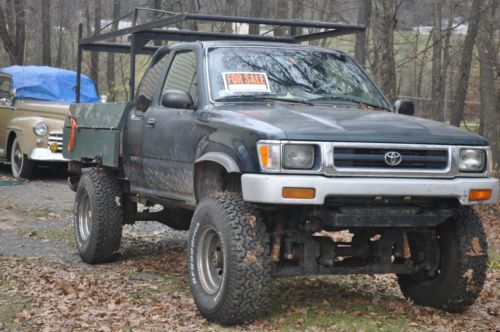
[64,10,499,325]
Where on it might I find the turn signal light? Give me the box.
[50,143,59,153]
[282,187,316,199]
[469,189,492,201]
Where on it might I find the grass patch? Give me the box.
[17,229,74,245]
[0,294,32,330]
[34,210,48,219]
[488,253,500,270]
[262,276,415,331]
[162,274,189,293]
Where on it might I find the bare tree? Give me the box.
[450,0,481,126]
[0,0,26,65]
[354,0,371,67]
[477,0,499,165]
[274,0,289,36]
[248,0,263,35]
[41,0,51,66]
[431,0,443,121]
[292,1,304,35]
[371,0,396,102]
[106,0,120,100]
[90,0,101,92]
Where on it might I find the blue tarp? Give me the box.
[0,65,99,103]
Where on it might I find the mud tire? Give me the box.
[398,207,488,312]
[74,168,123,264]
[188,192,270,325]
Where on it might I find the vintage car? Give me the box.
[0,65,98,178]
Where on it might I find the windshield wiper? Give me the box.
[309,95,390,111]
[215,94,314,106]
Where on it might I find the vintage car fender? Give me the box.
[6,116,65,157]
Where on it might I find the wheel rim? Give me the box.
[197,226,224,295]
[11,140,23,176]
[78,192,92,242]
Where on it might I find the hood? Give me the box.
[15,99,69,121]
[216,103,488,146]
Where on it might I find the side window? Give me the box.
[161,51,197,105]
[136,52,170,108]
[0,76,12,99]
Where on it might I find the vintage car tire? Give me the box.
[188,192,270,325]
[397,207,487,312]
[74,168,123,264]
[10,137,34,179]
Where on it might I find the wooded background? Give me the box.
[0,0,498,165]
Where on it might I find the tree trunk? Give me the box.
[274,0,289,36]
[55,0,66,68]
[90,0,101,93]
[477,0,499,166]
[106,0,120,100]
[153,0,162,46]
[371,0,396,102]
[354,0,371,67]
[189,0,200,31]
[431,0,443,121]
[291,1,304,35]
[450,0,482,126]
[13,0,25,65]
[249,0,263,35]
[41,0,51,66]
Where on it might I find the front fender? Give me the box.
[6,116,64,155]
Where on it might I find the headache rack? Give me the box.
[75,7,365,102]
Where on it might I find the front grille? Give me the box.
[47,131,63,153]
[333,147,449,170]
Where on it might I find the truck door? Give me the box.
[142,50,198,202]
[123,51,170,194]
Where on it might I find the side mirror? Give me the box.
[394,100,415,116]
[9,89,15,99]
[134,94,150,113]
[161,90,194,109]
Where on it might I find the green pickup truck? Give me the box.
[63,10,498,325]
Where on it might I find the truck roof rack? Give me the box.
[76,7,365,102]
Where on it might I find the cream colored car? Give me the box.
[0,67,98,178]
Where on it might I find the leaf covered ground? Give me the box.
[0,167,499,331]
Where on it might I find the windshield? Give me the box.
[207,47,390,110]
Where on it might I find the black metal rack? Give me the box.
[76,7,365,102]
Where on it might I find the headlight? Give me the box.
[283,144,315,169]
[257,142,281,171]
[459,149,485,172]
[33,121,48,136]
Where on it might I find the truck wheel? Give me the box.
[74,168,123,264]
[188,192,270,325]
[10,137,34,179]
[398,207,488,312]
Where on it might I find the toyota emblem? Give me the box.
[384,151,402,166]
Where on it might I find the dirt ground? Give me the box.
[0,164,498,331]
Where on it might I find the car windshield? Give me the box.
[207,47,390,110]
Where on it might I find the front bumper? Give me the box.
[30,148,67,162]
[241,174,499,205]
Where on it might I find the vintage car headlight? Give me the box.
[459,149,485,172]
[257,142,281,172]
[283,144,315,169]
[33,121,48,136]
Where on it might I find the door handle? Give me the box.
[147,118,156,128]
